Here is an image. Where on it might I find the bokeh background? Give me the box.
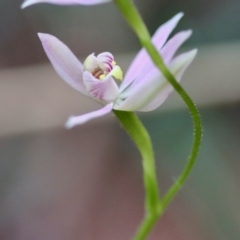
[0,0,240,239]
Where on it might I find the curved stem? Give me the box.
[113,110,159,214]
[133,213,159,240]
[114,0,202,239]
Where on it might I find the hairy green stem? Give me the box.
[114,0,202,239]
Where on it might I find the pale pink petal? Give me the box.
[152,13,184,47]
[123,30,192,93]
[38,33,89,96]
[160,30,192,64]
[97,52,114,63]
[121,12,184,90]
[97,52,115,73]
[22,0,110,8]
[138,49,197,111]
[83,72,119,102]
[83,53,98,73]
[114,49,197,111]
[65,104,113,128]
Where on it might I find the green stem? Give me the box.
[113,110,159,214]
[132,213,159,240]
[114,0,202,239]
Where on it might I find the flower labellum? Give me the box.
[83,53,123,82]
[21,0,111,8]
[38,13,197,128]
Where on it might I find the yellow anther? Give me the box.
[112,61,116,66]
[99,74,106,80]
[111,66,123,81]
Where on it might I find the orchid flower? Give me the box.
[38,13,197,128]
[21,0,110,8]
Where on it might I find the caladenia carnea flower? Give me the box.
[38,13,197,128]
[21,0,110,8]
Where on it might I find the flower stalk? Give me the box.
[114,0,202,239]
[113,110,159,214]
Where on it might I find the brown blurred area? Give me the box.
[0,0,240,239]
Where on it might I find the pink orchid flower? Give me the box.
[21,0,110,8]
[38,13,197,128]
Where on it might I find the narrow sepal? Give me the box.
[120,13,184,90]
[22,0,111,8]
[65,104,113,128]
[114,49,197,111]
[38,33,89,96]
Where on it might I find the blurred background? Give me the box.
[0,0,240,239]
